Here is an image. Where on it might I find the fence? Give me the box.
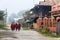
[33,16,56,33]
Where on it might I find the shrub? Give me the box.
[29,24,33,29]
[41,26,50,33]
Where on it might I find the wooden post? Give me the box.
[43,17,48,29]
[48,18,51,27]
[56,17,60,34]
[36,18,42,30]
[50,16,56,33]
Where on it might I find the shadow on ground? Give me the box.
[0,31,18,39]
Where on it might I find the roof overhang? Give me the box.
[49,10,60,13]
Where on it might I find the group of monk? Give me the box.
[11,22,21,31]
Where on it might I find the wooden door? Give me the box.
[57,20,60,34]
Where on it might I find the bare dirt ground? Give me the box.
[0,30,59,40]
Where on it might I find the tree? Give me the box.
[18,19,25,24]
[23,10,34,20]
[0,11,4,20]
[0,10,7,30]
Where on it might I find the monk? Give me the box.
[18,23,21,31]
[16,23,18,31]
[16,23,21,31]
[11,22,15,31]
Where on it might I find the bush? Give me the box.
[41,26,50,33]
[29,24,33,29]
[0,24,4,27]
[22,27,29,30]
[0,23,8,30]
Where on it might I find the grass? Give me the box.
[40,32,60,38]
[33,28,60,38]
[0,24,8,30]
[0,27,9,30]
[35,29,60,38]
[0,20,8,30]
[22,27,29,30]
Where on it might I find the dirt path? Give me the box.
[0,30,59,40]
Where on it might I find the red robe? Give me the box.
[16,23,21,31]
[15,23,18,31]
[18,24,21,30]
[11,23,15,31]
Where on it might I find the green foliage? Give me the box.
[0,23,6,30]
[40,26,60,38]
[23,10,34,20]
[41,26,50,33]
[0,11,4,16]
[18,19,25,24]
[33,26,60,38]
[22,27,29,30]
[0,20,8,30]
[29,24,33,29]
[0,11,4,20]
[0,10,8,30]
[0,24,4,28]
[40,32,60,38]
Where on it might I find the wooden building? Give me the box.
[30,5,51,30]
[31,5,51,18]
[26,0,60,33]
[50,3,60,34]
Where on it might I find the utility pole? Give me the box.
[4,9,7,26]
[5,9,7,25]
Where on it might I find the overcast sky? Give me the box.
[0,0,44,14]
[0,0,44,24]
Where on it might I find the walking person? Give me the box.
[15,22,21,31]
[11,22,15,31]
[15,23,18,31]
[18,23,21,31]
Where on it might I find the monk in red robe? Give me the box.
[16,23,21,31]
[11,22,15,31]
[18,23,21,31]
